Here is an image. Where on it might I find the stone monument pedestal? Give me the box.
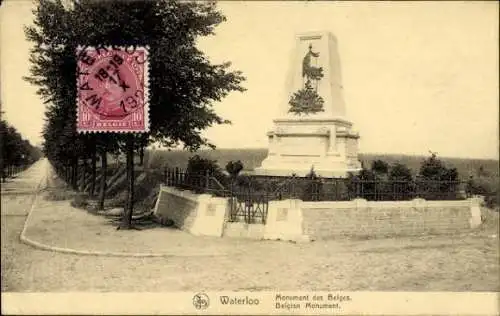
[254,31,362,178]
[254,116,361,177]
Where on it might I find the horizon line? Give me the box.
[149,147,499,161]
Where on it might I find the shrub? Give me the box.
[225,160,244,179]
[187,155,223,177]
[185,155,228,192]
[419,152,459,181]
[233,175,265,193]
[347,167,378,200]
[236,174,252,188]
[418,152,460,200]
[469,175,499,209]
[386,163,415,200]
[389,163,413,181]
[371,159,389,175]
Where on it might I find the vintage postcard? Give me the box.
[0,0,498,315]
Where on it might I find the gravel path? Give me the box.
[1,160,498,292]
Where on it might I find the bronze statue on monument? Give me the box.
[289,43,325,115]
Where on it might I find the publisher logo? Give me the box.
[193,293,210,310]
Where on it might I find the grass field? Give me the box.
[143,148,499,180]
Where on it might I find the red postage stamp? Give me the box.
[76,45,150,133]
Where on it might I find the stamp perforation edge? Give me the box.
[75,45,151,134]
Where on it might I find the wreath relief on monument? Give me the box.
[288,43,325,115]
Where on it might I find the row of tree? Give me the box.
[26,0,245,228]
[1,117,43,180]
[357,152,459,183]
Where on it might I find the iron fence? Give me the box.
[228,191,269,224]
[271,177,466,201]
[163,167,229,197]
[164,170,469,201]
[163,168,469,224]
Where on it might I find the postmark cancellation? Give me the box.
[76,45,150,133]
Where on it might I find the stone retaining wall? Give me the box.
[154,186,482,241]
[153,185,228,237]
[300,198,482,240]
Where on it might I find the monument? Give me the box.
[255,31,362,178]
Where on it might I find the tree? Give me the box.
[95,134,120,210]
[25,0,245,229]
[0,116,41,181]
[41,97,92,190]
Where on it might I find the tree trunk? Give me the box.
[1,164,4,183]
[90,144,97,198]
[122,135,135,229]
[65,165,70,184]
[98,150,107,210]
[139,146,144,166]
[71,157,78,191]
[0,158,4,183]
[68,166,71,187]
[80,159,87,191]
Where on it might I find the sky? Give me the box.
[1,0,498,159]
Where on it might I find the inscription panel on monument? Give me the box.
[278,136,326,156]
